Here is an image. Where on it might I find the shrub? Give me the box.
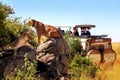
[69,54,97,80]
[64,32,98,80]
[64,32,83,59]
[4,54,42,80]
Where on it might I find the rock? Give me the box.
[0,50,14,79]
[14,46,37,70]
[0,46,37,79]
[17,46,36,60]
[0,31,37,79]
[36,38,70,79]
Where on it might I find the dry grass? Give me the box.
[33,38,120,80]
[93,42,120,80]
[112,42,120,53]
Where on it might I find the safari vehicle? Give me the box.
[75,25,116,65]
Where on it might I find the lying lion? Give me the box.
[27,19,63,43]
[4,31,32,50]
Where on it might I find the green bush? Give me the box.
[69,54,97,80]
[0,2,14,49]
[0,2,36,49]
[64,32,83,59]
[29,39,39,48]
[64,32,98,80]
[15,54,37,80]
[4,54,42,80]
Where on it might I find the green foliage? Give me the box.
[64,33,83,59]
[6,17,38,46]
[29,30,39,48]
[4,53,42,80]
[0,27,11,49]
[0,2,14,49]
[6,17,34,37]
[64,30,71,39]
[0,2,13,21]
[15,54,37,79]
[5,18,25,37]
[69,54,97,80]
[0,2,34,49]
[68,38,83,54]
[30,39,39,48]
[0,17,32,49]
[5,18,38,48]
[64,32,98,80]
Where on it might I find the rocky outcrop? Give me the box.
[0,46,37,79]
[36,38,70,79]
[0,31,70,80]
[0,50,14,79]
[0,31,37,79]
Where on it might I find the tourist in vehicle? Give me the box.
[73,27,79,36]
[81,27,91,37]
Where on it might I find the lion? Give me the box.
[4,31,33,54]
[27,19,63,43]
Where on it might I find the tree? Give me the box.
[0,2,14,50]
[0,2,38,50]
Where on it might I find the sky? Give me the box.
[1,0,120,42]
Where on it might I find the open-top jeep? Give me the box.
[75,25,116,65]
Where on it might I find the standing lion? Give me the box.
[27,19,63,43]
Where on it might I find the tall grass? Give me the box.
[93,42,120,80]
[65,32,120,80]
[101,42,120,80]
[69,54,98,80]
[64,33,98,80]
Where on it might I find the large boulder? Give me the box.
[36,38,70,79]
[0,50,14,79]
[0,46,37,79]
[0,31,37,79]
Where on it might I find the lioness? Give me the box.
[4,31,32,53]
[27,19,63,43]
